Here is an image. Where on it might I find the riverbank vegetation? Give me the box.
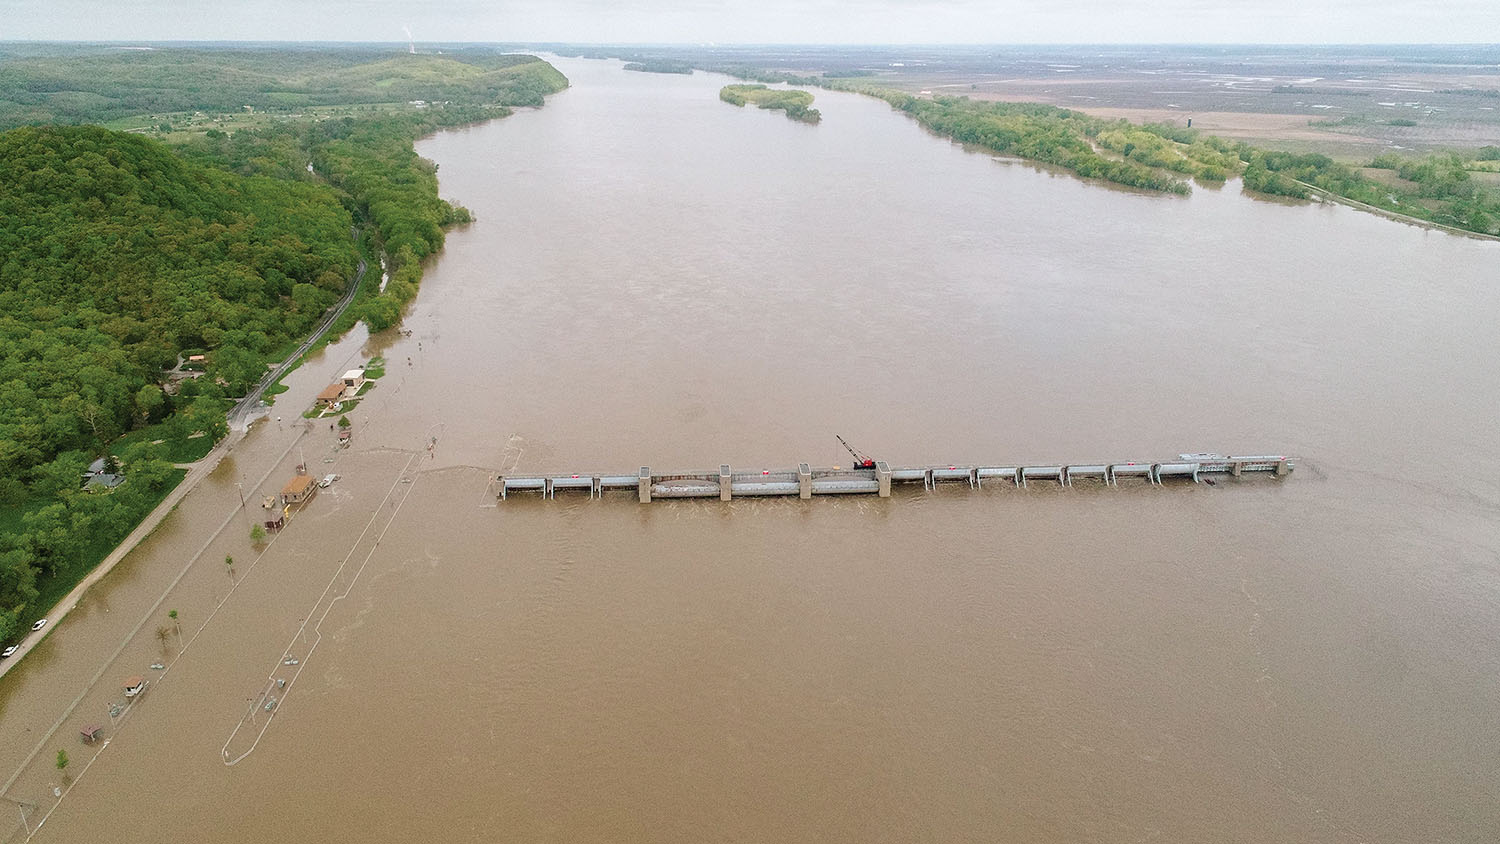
[881,88,1500,232]
[865,90,1191,194]
[155,54,567,330]
[1239,149,1500,234]
[0,46,568,643]
[724,68,1500,234]
[719,85,821,124]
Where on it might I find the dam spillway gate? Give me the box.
[494,453,1293,502]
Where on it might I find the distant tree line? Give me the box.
[623,61,693,75]
[0,48,559,130]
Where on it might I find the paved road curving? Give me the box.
[229,253,370,431]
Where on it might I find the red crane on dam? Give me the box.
[836,435,877,470]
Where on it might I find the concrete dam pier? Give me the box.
[496,453,1293,502]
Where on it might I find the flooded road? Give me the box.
[4,57,1499,842]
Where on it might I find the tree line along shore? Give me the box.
[0,47,568,645]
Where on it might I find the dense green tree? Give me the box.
[134,385,165,424]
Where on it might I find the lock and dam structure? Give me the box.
[495,453,1293,502]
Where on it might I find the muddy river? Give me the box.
[1,56,1497,842]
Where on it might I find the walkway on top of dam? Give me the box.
[494,453,1294,502]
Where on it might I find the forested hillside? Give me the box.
[0,125,357,642]
[0,125,357,462]
[0,48,568,643]
[166,56,567,329]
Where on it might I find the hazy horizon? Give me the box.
[3,0,1496,46]
[5,39,1500,47]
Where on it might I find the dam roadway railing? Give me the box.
[494,453,1293,502]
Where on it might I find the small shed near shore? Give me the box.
[280,474,316,506]
[316,382,345,408]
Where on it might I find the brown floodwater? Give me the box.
[3,56,1499,843]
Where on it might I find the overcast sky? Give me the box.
[2,0,1495,45]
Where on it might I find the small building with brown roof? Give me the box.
[316,382,346,408]
[280,474,317,506]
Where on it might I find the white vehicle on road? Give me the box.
[31,619,46,632]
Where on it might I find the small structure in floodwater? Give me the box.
[340,369,366,396]
[280,474,316,507]
[315,382,345,410]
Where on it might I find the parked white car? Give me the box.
[1,645,16,658]
[31,619,46,632]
